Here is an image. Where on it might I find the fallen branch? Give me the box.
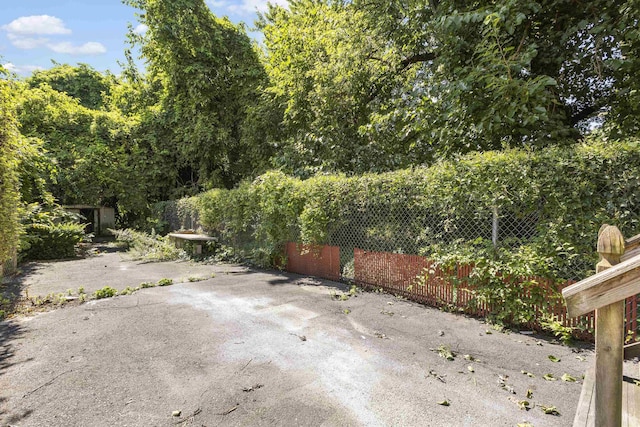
[23,370,72,398]
[215,405,238,416]
[175,408,202,425]
[238,358,253,373]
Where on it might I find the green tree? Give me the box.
[27,63,114,110]
[259,0,422,175]
[124,0,269,189]
[352,0,640,151]
[15,82,147,215]
[259,0,640,172]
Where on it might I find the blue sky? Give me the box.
[1,0,283,76]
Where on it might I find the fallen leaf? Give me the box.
[561,373,577,382]
[437,400,450,406]
[172,410,181,417]
[548,355,561,363]
[467,365,475,373]
[543,373,556,381]
[464,354,475,361]
[521,370,535,378]
[517,400,531,410]
[526,389,533,399]
[540,405,560,415]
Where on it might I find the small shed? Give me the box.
[64,205,115,236]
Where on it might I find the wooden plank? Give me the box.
[574,365,595,427]
[621,246,640,262]
[562,253,640,317]
[624,342,640,360]
[622,376,640,427]
[622,233,640,261]
[626,233,640,250]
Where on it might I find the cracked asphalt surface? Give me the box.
[0,249,600,426]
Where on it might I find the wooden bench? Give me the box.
[168,232,216,255]
[562,225,640,426]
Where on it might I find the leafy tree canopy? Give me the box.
[260,0,640,172]
[27,62,114,110]
[124,0,270,189]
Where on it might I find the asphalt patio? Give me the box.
[0,247,603,426]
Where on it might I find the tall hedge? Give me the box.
[0,75,21,270]
[195,137,640,279]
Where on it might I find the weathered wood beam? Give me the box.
[594,225,624,427]
[621,233,640,262]
[624,342,640,360]
[562,252,640,318]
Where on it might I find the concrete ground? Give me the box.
[0,248,602,426]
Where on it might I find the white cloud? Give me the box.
[7,33,49,49]
[2,15,105,56]
[207,0,228,7]
[47,41,107,55]
[133,23,148,35]
[3,62,45,75]
[2,15,71,36]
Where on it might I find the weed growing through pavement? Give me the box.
[6,274,196,319]
[157,278,173,287]
[119,286,136,296]
[94,286,118,299]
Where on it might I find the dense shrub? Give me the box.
[19,204,89,260]
[0,75,21,270]
[195,137,640,280]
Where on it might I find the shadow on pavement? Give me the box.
[266,271,350,291]
[0,320,33,424]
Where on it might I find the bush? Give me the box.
[19,204,89,260]
[110,228,184,261]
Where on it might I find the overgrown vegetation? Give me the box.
[0,70,21,272]
[110,228,185,261]
[2,0,639,338]
[1,0,639,240]
[19,204,89,260]
[195,139,640,281]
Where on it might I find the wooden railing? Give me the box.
[562,225,640,427]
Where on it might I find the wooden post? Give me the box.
[595,224,625,427]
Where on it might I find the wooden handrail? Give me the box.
[621,232,640,262]
[562,252,640,317]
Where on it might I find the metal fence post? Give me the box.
[492,206,499,247]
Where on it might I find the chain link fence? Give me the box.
[156,188,640,282]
